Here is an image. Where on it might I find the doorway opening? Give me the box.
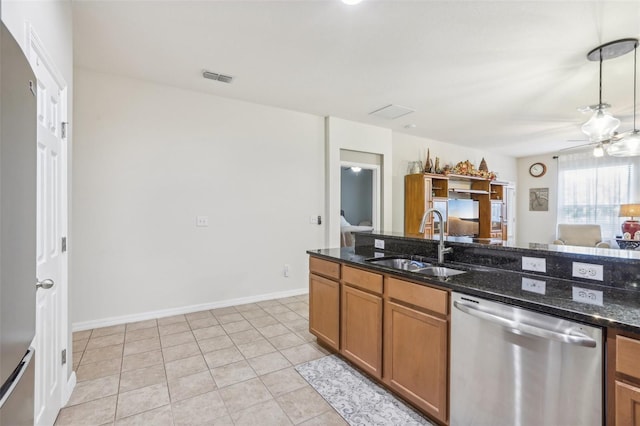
[339,156,381,247]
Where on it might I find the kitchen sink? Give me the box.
[414,266,467,278]
[365,257,431,271]
[365,256,467,278]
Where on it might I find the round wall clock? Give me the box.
[529,162,547,178]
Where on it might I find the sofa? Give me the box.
[553,224,610,248]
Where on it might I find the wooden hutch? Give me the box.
[404,173,509,240]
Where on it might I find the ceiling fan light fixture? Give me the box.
[579,39,638,144]
[607,131,640,157]
[593,143,605,157]
[581,107,620,142]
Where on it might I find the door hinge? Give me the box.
[61,236,67,253]
[61,349,67,365]
[61,122,68,139]
[29,80,36,96]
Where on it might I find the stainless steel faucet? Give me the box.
[419,208,453,264]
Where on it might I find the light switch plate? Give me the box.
[572,286,603,306]
[572,262,604,281]
[374,239,385,249]
[522,256,546,273]
[522,277,546,295]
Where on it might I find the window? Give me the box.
[557,151,640,240]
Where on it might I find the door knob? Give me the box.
[36,278,54,290]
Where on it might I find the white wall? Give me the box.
[326,117,392,247]
[72,69,325,326]
[516,154,558,245]
[391,132,518,233]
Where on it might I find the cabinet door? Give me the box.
[404,174,432,237]
[616,381,640,426]
[384,300,448,423]
[341,284,383,379]
[309,273,340,351]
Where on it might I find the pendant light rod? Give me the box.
[633,43,637,131]
[598,49,603,107]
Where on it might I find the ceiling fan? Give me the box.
[575,38,640,157]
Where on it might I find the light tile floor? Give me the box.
[57,295,348,426]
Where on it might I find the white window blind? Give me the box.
[556,151,640,240]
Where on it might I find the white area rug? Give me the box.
[296,355,434,426]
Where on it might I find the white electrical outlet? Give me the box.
[374,239,385,249]
[572,286,603,306]
[283,264,290,277]
[196,216,209,227]
[572,262,604,281]
[373,251,385,258]
[522,256,546,273]
[522,277,546,295]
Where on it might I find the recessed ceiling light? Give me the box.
[342,0,363,4]
[404,124,417,129]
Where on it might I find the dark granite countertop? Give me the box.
[307,247,640,334]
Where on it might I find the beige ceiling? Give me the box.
[72,0,640,158]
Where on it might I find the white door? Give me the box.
[31,46,67,426]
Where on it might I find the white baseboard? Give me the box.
[72,287,309,332]
[62,371,76,407]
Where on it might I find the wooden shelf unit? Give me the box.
[404,174,509,240]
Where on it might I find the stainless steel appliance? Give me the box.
[451,292,602,426]
[0,19,38,426]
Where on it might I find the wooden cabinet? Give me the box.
[616,381,640,425]
[384,277,449,423]
[404,173,511,240]
[404,174,434,238]
[612,333,640,426]
[309,257,340,351]
[341,266,383,378]
[490,182,507,240]
[341,284,383,378]
[308,256,451,424]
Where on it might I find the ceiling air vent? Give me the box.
[202,70,234,84]
[369,104,415,119]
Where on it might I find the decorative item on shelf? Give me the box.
[448,160,497,180]
[424,149,432,173]
[619,203,640,237]
[407,161,423,175]
[434,157,441,174]
[616,239,640,250]
[479,157,488,172]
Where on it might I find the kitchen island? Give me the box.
[308,232,640,426]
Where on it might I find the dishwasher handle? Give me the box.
[453,300,597,348]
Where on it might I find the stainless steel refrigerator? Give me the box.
[0,19,37,426]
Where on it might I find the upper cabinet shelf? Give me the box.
[449,188,489,195]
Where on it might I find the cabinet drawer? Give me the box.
[309,257,340,280]
[617,336,640,380]
[387,277,448,316]
[342,265,383,295]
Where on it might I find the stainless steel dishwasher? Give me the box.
[450,292,603,426]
